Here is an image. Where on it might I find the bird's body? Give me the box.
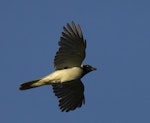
[19,21,96,112]
[43,67,83,83]
[21,67,83,89]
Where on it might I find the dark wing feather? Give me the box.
[54,21,86,70]
[52,80,85,112]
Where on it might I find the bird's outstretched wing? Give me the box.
[54,21,86,70]
[52,80,85,112]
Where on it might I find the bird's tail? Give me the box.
[19,79,44,90]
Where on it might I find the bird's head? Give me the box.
[81,64,96,76]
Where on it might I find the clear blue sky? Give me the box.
[1,0,150,122]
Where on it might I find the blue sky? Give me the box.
[1,0,150,122]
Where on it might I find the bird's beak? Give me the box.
[92,67,97,71]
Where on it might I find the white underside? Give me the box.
[37,67,83,85]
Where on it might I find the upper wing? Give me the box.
[52,80,85,112]
[54,21,86,70]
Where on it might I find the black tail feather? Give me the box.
[19,79,40,90]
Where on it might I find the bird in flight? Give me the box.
[19,21,96,112]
